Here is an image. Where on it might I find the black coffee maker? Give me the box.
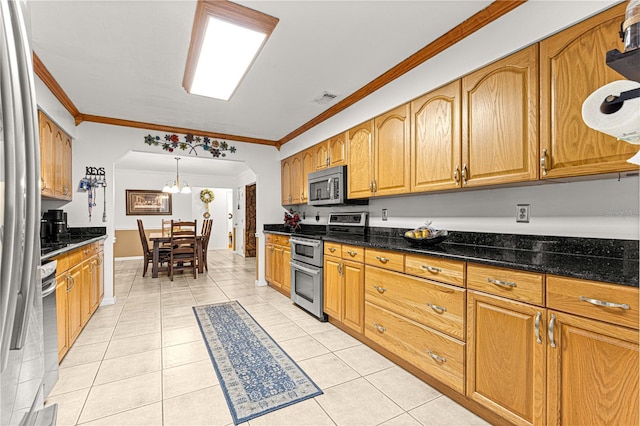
[42,209,69,242]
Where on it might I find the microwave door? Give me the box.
[309,179,331,203]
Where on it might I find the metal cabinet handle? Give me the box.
[63,186,69,195]
[454,165,460,184]
[97,257,103,266]
[369,181,374,192]
[67,274,74,292]
[579,296,629,310]
[373,180,377,193]
[534,311,542,344]
[373,285,387,293]
[347,250,358,257]
[326,157,330,166]
[426,303,446,313]
[41,177,46,190]
[338,262,343,275]
[328,247,336,253]
[548,313,556,348]
[541,148,548,176]
[422,265,442,273]
[487,277,517,288]
[373,322,386,333]
[426,349,446,363]
[461,163,468,185]
[376,256,389,264]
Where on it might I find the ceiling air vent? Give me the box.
[313,91,339,105]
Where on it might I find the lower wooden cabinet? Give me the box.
[264,234,291,296]
[66,264,83,346]
[324,253,365,334]
[466,290,546,426]
[546,310,638,426]
[55,278,69,360]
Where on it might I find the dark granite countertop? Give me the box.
[41,227,107,262]
[263,225,639,287]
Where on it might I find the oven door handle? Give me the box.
[290,260,320,275]
[41,279,57,298]
[290,238,321,248]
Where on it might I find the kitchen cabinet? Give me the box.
[540,3,639,179]
[373,104,411,196]
[411,80,462,192]
[467,290,546,426]
[281,157,293,205]
[39,110,72,200]
[300,148,314,203]
[323,242,365,334]
[55,278,68,361]
[90,250,104,313]
[461,45,539,187]
[80,260,92,327]
[290,155,303,204]
[347,120,374,199]
[264,234,291,296]
[314,132,347,171]
[66,264,83,345]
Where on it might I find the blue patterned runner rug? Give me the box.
[193,301,323,424]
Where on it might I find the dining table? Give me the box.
[149,231,204,278]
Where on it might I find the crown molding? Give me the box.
[33,53,81,118]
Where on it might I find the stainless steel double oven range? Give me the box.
[290,212,368,321]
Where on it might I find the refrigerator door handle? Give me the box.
[0,0,22,372]
[9,0,40,350]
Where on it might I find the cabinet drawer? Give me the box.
[53,253,70,274]
[277,235,290,247]
[405,254,465,287]
[547,275,639,330]
[65,249,83,269]
[467,264,544,305]
[324,242,341,256]
[365,266,465,340]
[365,302,465,393]
[80,244,95,261]
[342,244,364,263]
[365,248,404,272]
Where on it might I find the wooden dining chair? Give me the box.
[200,219,213,271]
[137,219,169,277]
[169,220,197,281]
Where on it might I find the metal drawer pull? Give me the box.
[328,247,336,253]
[487,277,517,288]
[373,285,387,293]
[426,303,446,313]
[347,251,358,257]
[534,312,542,344]
[548,313,556,348]
[376,256,389,263]
[373,322,386,333]
[422,265,442,273]
[579,296,630,310]
[426,349,446,363]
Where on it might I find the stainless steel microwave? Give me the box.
[307,165,367,206]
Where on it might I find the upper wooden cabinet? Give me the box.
[300,148,314,203]
[290,155,303,204]
[281,157,292,205]
[347,120,375,199]
[540,3,639,179]
[411,80,462,192]
[462,45,539,188]
[39,110,72,200]
[374,104,411,196]
[328,132,347,167]
[313,140,330,170]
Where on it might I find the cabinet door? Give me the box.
[540,3,638,179]
[347,121,374,199]
[61,135,72,200]
[80,260,92,326]
[265,243,275,283]
[547,310,639,426]
[39,111,55,198]
[374,104,411,196]
[411,80,461,192]
[55,279,68,361]
[97,251,104,302]
[342,259,364,334]
[282,247,291,295]
[281,158,292,205]
[53,127,66,199]
[67,267,83,344]
[290,154,303,204]
[323,255,342,320]
[314,140,329,170]
[301,149,314,203]
[328,132,347,167]
[462,45,539,187]
[467,291,546,425]
[273,246,283,288]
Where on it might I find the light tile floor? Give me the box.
[46,250,489,426]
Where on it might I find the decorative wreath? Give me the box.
[200,189,214,203]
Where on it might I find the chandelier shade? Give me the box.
[163,157,191,194]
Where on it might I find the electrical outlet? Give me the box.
[382,209,388,221]
[516,204,530,223]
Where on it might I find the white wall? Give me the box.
[190,187,232,250]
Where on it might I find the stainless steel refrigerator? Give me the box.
[1,0,56,424]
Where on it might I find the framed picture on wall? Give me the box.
[125,190,172,215]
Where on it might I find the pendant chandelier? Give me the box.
[162,157,191,194]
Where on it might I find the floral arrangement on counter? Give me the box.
[144,133,237,158]
[284,209,301,231]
